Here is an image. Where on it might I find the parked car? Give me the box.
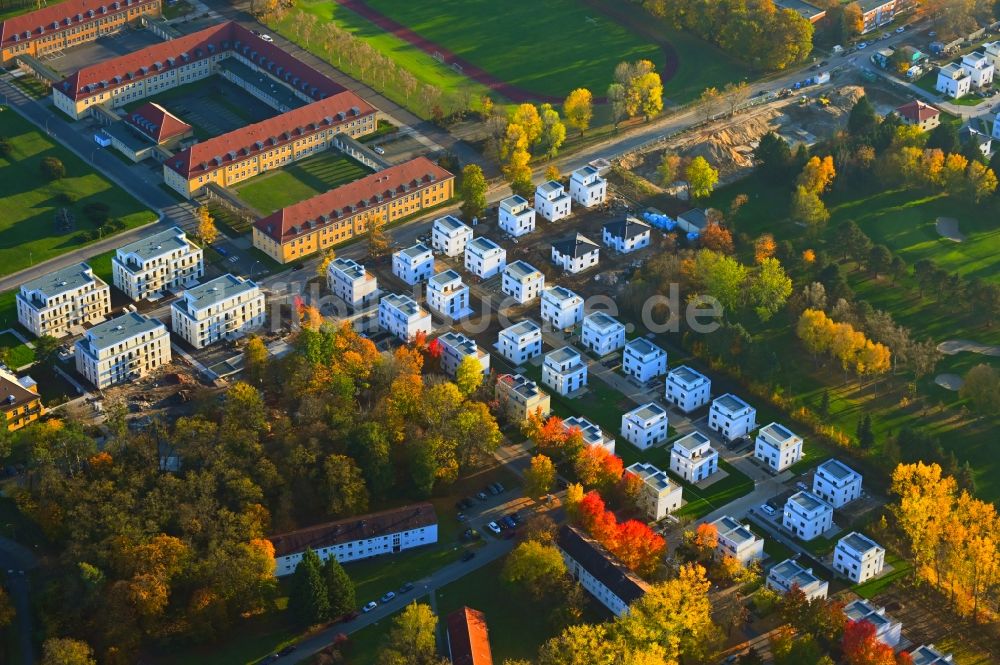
[857,41,868,49]
[501,516,516,529]
[373,146,386,155]
[487,484,500,496]
[457,513,466,522]
[487,521,502,535]
[399,582,415,594]
[896,25,905,33]
[362,601,377,613]
[260,34,274,42]
[494,482,506,493]
[761,504,777,516]
[796,481,809,491]
[380,591,396,604]
[508,511,521,524]
[461,550,476,562]
[476,491,488,502]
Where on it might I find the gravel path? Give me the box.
[937,339,1000,356]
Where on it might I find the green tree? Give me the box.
[857,413,875,448]
[459,164,487,221]
[348,422,395,497]
[754,132,791,177]
[656,152,681,187]
[502,539,568,600]
[454,354,484,397]
[323,556,356,619]
[40,156,66,180]
[868,244,892,277]
[376,602,443,665]
[321,454,369,517]
[242,335,269,387]
[41,638,97,665]
[524,454,557,498]
[692,250,748,312]
[289,548,330,626]
[749,257,793,322]
[847,96,877,137]
[791,185,829,233]
[538,104,567,158]
[607,83,627,128]
[686,156,719,199]
[960,364,1000,415]
[926,121,960,154]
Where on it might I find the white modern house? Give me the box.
[834,532,885,583]
[74,311,171,389]
[498,195,536,237]
[711,515,765,565]
[622,338,667,383]
[378,293,432,342]
[626,462,683,520]
[664,365,711,413]
[501,260,545,304]
[464,236,507,280]
[425,270,471,319]
[564,415,615,453]
[392,243,434,285]
[708,394,757,442]
[112,226,204,301]
[542,346,587,396]
[497,320,543,365]
[783,491,834,541]
[437,331,490,379]
[767,558,829,601]
[843,599,902,647]
[495,373,551,423]
[909,645,954,665]
[962,50,995,86]
[557,525,649,617]
[936,62,972,98]
[621,403,669,449]
[569,165,607,208]
[431,215,474,257]
[16,262,111,338]
[535,180,572,222]
[327,258,379,310]
[540,286,584,330]
[551,233,600,274]
[580,312,626,357]
[669,431,719,482]
[813,459,863,508]
[754,422,803,472]
[170,274,265,349]
[602,216,651,254]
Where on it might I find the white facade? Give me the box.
[767,558,829,601]
[551,233,599,274]
[464,236,507,279]
[962,51,995,87]
[622,338,667,383]
[813,458,863,508]
[542,346,587,396]
[602,216,651,254]
[501,261,545,304]
[711,515,765,565]
[171,274,265,349]
[16,262,111,338]
[783,491,834,541]
[993,112,1000,141]
[909,645,954,665]
[112,226,203,301]
[664,365,711,413]
[378,293,432,342]
[626,462,682,520]
[431,215,474,257]
[498,195,536,237]
[984,40,1000,72]
[754,422,803,472]
[580,312,626,357]
[834,532,885,583]
[621,403,669,450]
[392,243,434,285]
[327,258,379,310]
[426,270,471,319]
[936,63,972,98]
[540,286,584,330]
[74,311,171,389]
[497,320,543,365]
[569,165,607,208]
[437,331,490,379]
[495,373,551,423]
[669,431,719,482]
[534,180,572,221]
[558,525,649,617]
[564,416,615,454]
[708,393,757,442]
[843,599,902,647]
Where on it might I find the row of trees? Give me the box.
[566,489,666,577]
[797,308,892,385]
[493,101,570,197]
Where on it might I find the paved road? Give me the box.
[0,536,39,665]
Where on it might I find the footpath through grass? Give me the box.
[234,152,373,214]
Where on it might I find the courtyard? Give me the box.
[233,150,373,214]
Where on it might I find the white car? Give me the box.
[487,521,501,535]
[362,601,377,613]
[373,146,385,155]
[857,41,868,49]
[260,34,274,43]
[761,504,777,516]
[896,25,905,33]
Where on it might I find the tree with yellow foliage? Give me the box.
[511,104,543,147]
[316,249,335,279]
[197,206,218,246]
[563,88,593,135]
[797,155,836,194]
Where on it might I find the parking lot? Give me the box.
[41,26,165,77]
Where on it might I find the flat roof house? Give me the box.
[378,293,432,342]
[327,257,378,311]
[497,319,543,366]
[895,100,940,131]
[754,422,803,472]
[437,331,490,380]
[446,606,494,665]
[565,415,615,454]
[622,337,667,383]
[392,243,434,286]
[767,558,829,601]
[711,515,765,565]
[908,645,954,665]
[535,179,571,222]
[170,274,265,349]
[813,458,862,508]
[540,285,584,330]
[465,236,507,280]
[843,599,902,647]
[664,365,711,413]
[74,311,170,389]
[569,165,607,208]
[669,431,718,483]
[431,214,474,257]
[936,62,971,99]
[581,312,626,357]
[542,346,587,397]
[498,194,535,238]
[834,531,885,583]
[602,216,651,254]
[708,393,756,442]
[783,491,834,541]
[17,262,111,338]
[495,372,550,423]
[621,402,669,450]
[557,524,649,616]
[501,260,545,304]
[551,233,599,274]
[426,269,471,319]
[113,226,203,301]
[962,50,995,87]
[626,461,682,520]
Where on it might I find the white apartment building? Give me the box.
[711,515,765,565]
[378,293,432,342]
[437,331,490,379]
[551,233,600,274]
[498,195,536,237]
[813,458,863,508]
[580,312,626,357]
[708,393,757,442]
[431,215,474,257]
[767,558,829,601]
[754,422,803,472]
[464,236,507,280]
[16,262,111,338]
[621,402,669,449]
[327,258,379,310]
[497,320,543,365]
[664,365,711,413]
[392,243,434,285]
[557,525,649,617]
[783,491,834,541]
[962,50,995,86]
[909,645,954,665]
[74,311,171,389]
[535,180,572,222]
[984,40,1000,71]
[670,431,719,482]
[622,337,667,383]
[625,462,682,520]
[425,270,471,319]
[569,165,607,208]
[834,532,886,583]
[936,62,972,98]
[542,346,587,396]
[501,260,545,304]
[170,274,265,349]
[602,216,651,254]
[540,286,584,330]
[495,373,551,423]
[843,599,902,648]
[564,415,615,454]
[112,226,203,301]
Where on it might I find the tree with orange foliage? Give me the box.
[573,444,624,492]
[612,519,666,577]
[754,233,777,263]
[411,330,428,351]
[700,223,735,254]
[842,619,903,665]
[802,248,816,264]
[691,522,719,554]
[617,469,645,508]
[575,491,618,544]
[797,155,836,194]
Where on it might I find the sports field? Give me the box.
[234,151,373,215]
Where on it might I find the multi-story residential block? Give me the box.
[465,236,507,280]
[327,257,378,310]
[497,320,543,365]
[834,532,885,583]
[551,233,599,274]
[378,293,432,342]
[664,365,711,413]
[112,226,203,301]
[495,373,550,423]
[621,403,669,450]
[708,393,756,442]
[813,458,863,508]
[270,503,438,576]
[498,194,535,237]
[437,331,490,379]
[621,337,667,383]
[843,599,902,647]
[962,50,995,86]
[74,311,170,389]
[557,524,649,617]
[564,415,615,454]
[569,165,607,208]
[754,422,803,471]
[895,100,941,131]
[782,491,834,541]
[625,462,682,520]
[602,216,651,254]
[669,431,718,482]
[542,346,587,396]
[908,645,954,665]
[984,40,1000,71]
[534,180,571,222]
[392,243,434,285]
[580,312,626,357]
[0,367,43,432]
[16,262,111,338]
[107,101,193,162]
[426,270,471,319]
[767,558,829,601]
[446,607,494,665]
[501,260,544,304]
[858,0,895,33]
[540,286,584,330]
[170,274,265,349]
[936,62,972,98]
[431,215,473,257]
[711,515,765,565]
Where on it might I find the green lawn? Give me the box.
[852,552,913,599]
[0,332,34,368]
[673,459,755,519]
[234,152,373,215]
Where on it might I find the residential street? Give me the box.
[0,537,38,665]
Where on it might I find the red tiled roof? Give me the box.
[446,607,494,665]
[896,100,940,123]
[125,102,190,143]
[165,90,375,179]
[254,156,454,243]
[1,0,158,47]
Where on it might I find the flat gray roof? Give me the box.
[433,215,469,233]
[626,461,674,492]
[840,531,880,554]
[398,243,432,260]
[438,331,477,356]
[537,179,564,195]
[770,558,823,588]
[668,365,708,388]
[787,491,829,514]
[178,274,256,311]
[625,337,664,358]
[627,402,666,422]
[674,430,711,451]
[117,226,190,262]
[505,260,540,281]
[428,269,462,288]
[20,262,101,298]
[84,311,164,350]
[500,194,529,210]
[818,458,858,482]
[584,311,623,332]
[546,346,581,365]
[467,236,503,254]
[330,257,369,282]
[381,292,424,317]
[502,319,540,338]
[759,422,798,447]
[544,285,581,303]
[714,393,751,415]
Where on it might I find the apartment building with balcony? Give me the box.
[569,165,607,208]
[0,367,43,432]
[711,515,765,565]
[542,346,587,396]
[327,257,378,310]
[378,293,432,342]
[170,274,265,349]
[564,415,615,453]
[535,180,571,222]
[437,331,490,379]
[813,458,863,508]
[783,491,834,541]
[495,373,550,423]
[392,243,434,285]
[465,236,507,280]
[498,194,535,237]
[621,403,669,450]
[426,270,471,319]
[497,320,542,365]
[431,215,473,257]
[664,365,711,413]
[754,422,803,471]
[112,226,203,301]
[540,285,583,330]
[834,532,885,583]
[669,431,718,482]
[843,599,902,647]
[501,260,544,304]
[767,558,829,601]
[74,311,170,389]
[625,462,682,520]
[708,393,756,442]
[16,262,111,338]
[580,312,626,357]
[621,337,666,383]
